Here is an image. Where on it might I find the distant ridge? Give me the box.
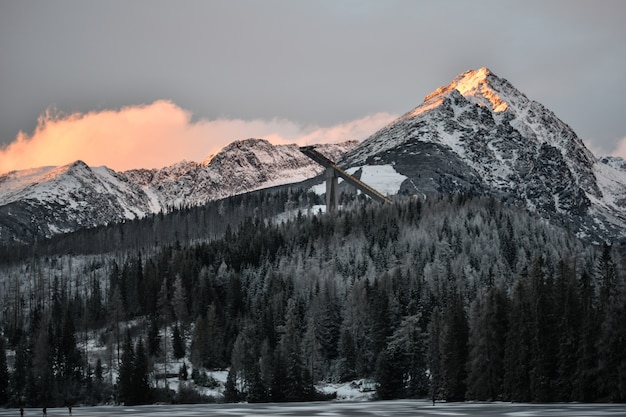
[2,67,626,244]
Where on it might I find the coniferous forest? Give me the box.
[0,191,625,406]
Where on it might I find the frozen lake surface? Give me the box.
[3,400,625,416]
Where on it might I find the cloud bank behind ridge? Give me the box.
[0,100,396,174]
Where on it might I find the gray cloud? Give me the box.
[1,0,625,159]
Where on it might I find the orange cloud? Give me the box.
[0,101,396,174]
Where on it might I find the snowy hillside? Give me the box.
[2,68,626,243]
[342,67,626,242]
[124,139,357,209]
[0,140,357,243]
[0,161,154,242]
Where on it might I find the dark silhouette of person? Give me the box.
[19,407,24,416]
[42,407,46,416]
[68,405,72,415]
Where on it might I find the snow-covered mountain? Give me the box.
[341,67,626,242]
[124,139,355,209]
[2,67,626,244]
[0,140,356,243]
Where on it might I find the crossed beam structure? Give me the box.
[300,146,393,212]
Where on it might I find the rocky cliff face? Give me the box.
[342,68,626,242]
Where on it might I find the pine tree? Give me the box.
[223,367,240,403]
[11,337,30,405]
[157,277,172,388]
[439,290,468,402]
[132,339,151,405]
[553,259,581,401]
[258,339,275,401]
[172,324,185,359]
[338,329,357,382]
[382,314,428,398]
[55,308,83,403]
[528,256,558,402]
[301,316,324,382]
[573,270,598,401]
[117,331,135,405]
[88,277,104,328]
[59,309,82,380]
[503,279,532,402]
[596,245,626,401]
[172,275,189,325]
[466,286,508,400]
[281,298,306,401]
[428,307,442,403]
[109,285,125,366]
[147,315,161,357]
[29,321,54,406]
[190,314,207,369]
[245,363,267,403]
[0,335,8,405]
[375,344,404,399]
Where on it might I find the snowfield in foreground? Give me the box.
[1,401,624,416]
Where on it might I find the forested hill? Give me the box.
[1,193,625,406]
[0,187,323,265]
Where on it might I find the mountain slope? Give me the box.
[2,68,625,244]
[0,161,153,242]
[0,140,356,243]
[124,139,355,209]
[342,67,626,241]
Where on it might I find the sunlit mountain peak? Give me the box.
[424,67,509,112]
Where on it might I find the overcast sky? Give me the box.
[1,0,625,172]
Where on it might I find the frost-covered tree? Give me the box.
[280,298,309,401]
[0,335,8,404]
[596,245,626,401]
[466,285,508,400]
[117,331,135,405]
[172,274,189,325]
[439,288,468,402]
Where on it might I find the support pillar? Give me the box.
[325,167,339,212]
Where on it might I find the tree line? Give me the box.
[0,193,625,406]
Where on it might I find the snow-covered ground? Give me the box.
[1,401,624,416]
[310,164,406,197]
[159,367,371,402]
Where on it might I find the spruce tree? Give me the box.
[147,315,161,357]
[375,345,404,399]
[338,329,357,382]
[596,245,626,401]
[0,335,8,404]
[439,291,468,402]
[117,331,135,405]
[503,280,532,402]
[466,286,508,400]
[554,259,581,401]
[223,367,240,403]
[11,338,30,405]
[132,339,151,405]
[573,270,598,401]
[172,325,185,359]
[281,299,306,401]
[29,321,54,406]
[427,308,442,403]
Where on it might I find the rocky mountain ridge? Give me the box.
[0,140,356,243]
[342,67,626,242]
[2,67,626,244]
